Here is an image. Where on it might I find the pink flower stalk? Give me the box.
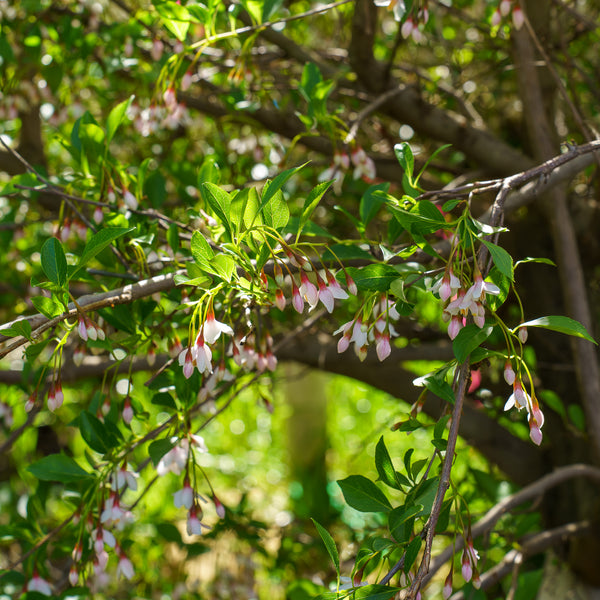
[275,288,286,311]
[512,4,524,29]
[292,281,304,313]
[504,360,516,385]
[122,396,133,425]
[173,476,194,509]
[203,307,234,344]
[27,572,52,596]
[214,495,226,519]
[299,271,319,308]
[443,569,453,599]
[316,273,334,313]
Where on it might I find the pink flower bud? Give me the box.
[512,5,524,29]
[275,288,286,311]
[518,326,528,343]
[181,70,193,91]
[345,272,357,296]
[122,396,133,425]
[214,495,226,519]
[69,565,78,586]
[503,360,515,385]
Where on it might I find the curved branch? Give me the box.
[424,463,600,588]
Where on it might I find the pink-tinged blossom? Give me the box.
[438,269,461,302]
[355,344,368,362]
[73,345,85,367]
[504,360,516,385]
[448,315,463,340]
[27,572,52,596]
[518,326,528,344]
[181,70,193,91]
[122,396,133,425]
[93,526,116,552]
[373,0,406,22]
[116,551,135,580]
[442,569,453,599]
[123,188,138,210]
[461,548,473,582]
[318,151,350,194]
[326,269,349,300]
[512,4,524,29]
[194,330,213,374]
[151,39,164,61]
[48,380,64,412]
[203,308,234,344]
[69,565,79,586]
[113,465,138,491]
[529,414,543,445]
[60,220,71,243]
[500,0,512,16]
[266,350,277,372]
[292,281,305,313]
[214,495,226,519]
[169,335,183,358]
[316,273,335,313]
[345,272,358,296]
[173,477,194,509]
[179,347,195,379]
[190,433,209,454]
[86,318,98,341]
[72,542,83,562]
[504,380,530,412]
[376,331,392,361]
[468,272,500,303]
[300,271,319,308]
[401,17,414,38]
[157,437,190,476]
[78,315,88,341]
[93,205,103,224]
[351,147,376,180]
[274,262,285,286]
[163,86,177,110]
[25,393,36,413]
[187,504,206,536]
[275,288,286,311]
[491,7,502,26]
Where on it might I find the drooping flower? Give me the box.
[156,437,190,476]
[27,572,52,596]
[292,281,304,313]
[186,504,207,536]
[203,307,234,344]
[275,288,286,311]
[373,0,406,22]
[442,569,453,599]
[325,269,349,300]
[179,347,195,379]
[448,315,463,340]
[503,360,516,385]
[69,565,79,586]
[181,70,193,91]
[351,146,376,181]
[173,476,194,510]
[122,396,133,425]
[112,464,139,492]
[299,271,319,308]
[345,272,358,296]
[194,330,213,374]
[116,549,135,580]
[438,269,461,302]
[518,325,528,344]
[512,4,524,29]
[504,380,530,412]
[316,273,335,313]
[214,495,226,519]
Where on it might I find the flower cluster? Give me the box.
[438,268,500,340]
[156,434,208,477]
[373,0,429,41]
[335,296,400,362]
[318,147,376,193]
[491,0,524,30]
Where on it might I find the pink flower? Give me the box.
[325,269,349,300]
[78,315,88,341]
[442,569,453,599]
[316,273,334,313]
[93,205,103,224]
[117,550,135,580]
[203,308,233,344]
[350,147,376,180]
[512,4,524,29]
[491,7,502,26]
[214,495,226,519]
[503,360,515,385]
[47,380,64,412]
[529,415,543,445]
[438,269,461,302]
[186,504,207,536]
[112,464,138,491]
[518,325,528,344]
[173,476,194,509]
[181,70,193,91]
[292,281,304,313]
[504,380,530,411]
[157,437,190,476]
[122,396,133,425]
[194,330,213,374]
[401,17,414,38]
[163,86,177,110]
[275,288,286,311]
[27,572,52,596]
[461,549,473,582]
[179,347,195,379]
[69,565,79,586]
[345,272,358,296]
[151,39,164,61]
[448,315,463,340]
[299,271,319,308]
[375,331,391,361]
[73,345,85,366]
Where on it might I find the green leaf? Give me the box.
[31,295,65,319]
[155,1,191,41]
[360,183,390,227]
[149,438,176,467]
[298,182,331,237]
[337,475,392,513]
[481,239,514,281]
[71,227,134,279]
[262,188,289,230]
[156,522,183,544]
[191,230,215,267]
[41,237,67,286]
[388,504,422,543]
[413,371,455,404]
[28,454,94,483]
[0,319,32,340]
[516,316,596,344]
[452,324,494,362]
[257,164,305,226]
[79,411,119,454]
[106,96,133,144]
[167,223,180,253]
[515,256,556,268]
[375,436,405,490]
[403,536,422,573]
[353,585,400,600]
[201,183,232,238]
[311,519,339,576]
[394,143,414,179]
[152,391,177,409]
[344,264,400,292]
[262,0,283,21]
